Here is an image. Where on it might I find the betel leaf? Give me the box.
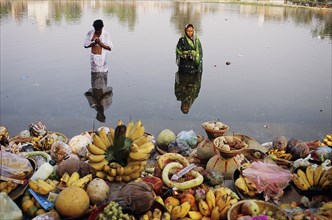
[106,125,132,167]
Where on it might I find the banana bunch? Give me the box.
[31,134,56,151]
[318,201,332,219]
[323,133,332,147]
[292,165,332,191]
[235,174,258,197]
[267,148,292,160]
[198,187,239,220]
[60,172,92,188]
[87,120,154,182]
[102,160,147,182]
[139,207,171,220]
[163,196,192,220]
[0,180,18,194]
[28,178,58,195]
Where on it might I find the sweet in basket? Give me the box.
[202,121,229,139]
[213,135,249,159]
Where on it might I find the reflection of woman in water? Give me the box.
[174,71,202,114]
[176,24,203,74]
[85,72,113,122]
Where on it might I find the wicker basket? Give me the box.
[227,199,290,220]
[213,136,249,159]
[202,121,229,140]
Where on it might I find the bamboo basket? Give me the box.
[227,199,290,220]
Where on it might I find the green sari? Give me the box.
[176,33,203,73]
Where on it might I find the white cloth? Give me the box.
[84,29,113,72]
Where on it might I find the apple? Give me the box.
[240,200,260,216]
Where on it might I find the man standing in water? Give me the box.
[84,19,113,73]
[84,19,113,122]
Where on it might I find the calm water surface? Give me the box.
[1,0,331,143]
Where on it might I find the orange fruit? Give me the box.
[22,199,34,213]
[21,195,31,204]
[27,206,38,217]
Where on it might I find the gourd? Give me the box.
[161,162,203,190]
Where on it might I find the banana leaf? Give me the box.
[106,125,132,167]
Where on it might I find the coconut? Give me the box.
[86,178,110,204]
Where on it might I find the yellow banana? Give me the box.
[45,179,56,188]
[98,127,111,147]
[71,174,92,188]
[37,179,54,192]
[198,200,211,216]
[129,151,150,161]
[206,189,216,211]
[131,124,145,141]
[305,165,314,187]
[171,205,182,220]
[28,179,40,192]
[115,176,122,182]
[138,141,154,153]
[87,143,105,155]
[116,166,124,176]
[318,168,332,187]
[216,195,228,212]
[88,154,106,163]
[130,142,139,152]
[321,179,332,189]
[155,196,164,206]
[235,176,249,194]
[314,165,324,186]
[93,133,108,151]
[161,212,171,220]
[126,120,134,138]
[188,211,203,220]
[122,175,131,182]
[67,172,80,186]
[108,127,115,146]
[117,119,123,126]
[129,120,141,137]
[297,169,311,189]
[220,204,231,219]
[165,203,173,213]
[106,175,115,182]
[60,172,70,183]
[88,159,109,171]
[129,171,142,180]
[243,177,257,191]
[293,174,309,191]
[211,206,220,220]
[133,134,149,146]
[178,201,191,218]
[95,171,107,179]
[123,164,141,176]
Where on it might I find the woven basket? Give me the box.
[213,136,249,159]
[227,199,290,220]
[202,121,229,140]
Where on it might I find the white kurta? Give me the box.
[84,29,113,73]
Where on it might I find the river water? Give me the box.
[1,0,331,143]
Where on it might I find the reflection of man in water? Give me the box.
[174,71,202,114]
[85,72,113,122]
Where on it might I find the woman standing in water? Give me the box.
[176,24,203,73]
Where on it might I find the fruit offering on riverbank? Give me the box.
[87,120,155,183]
